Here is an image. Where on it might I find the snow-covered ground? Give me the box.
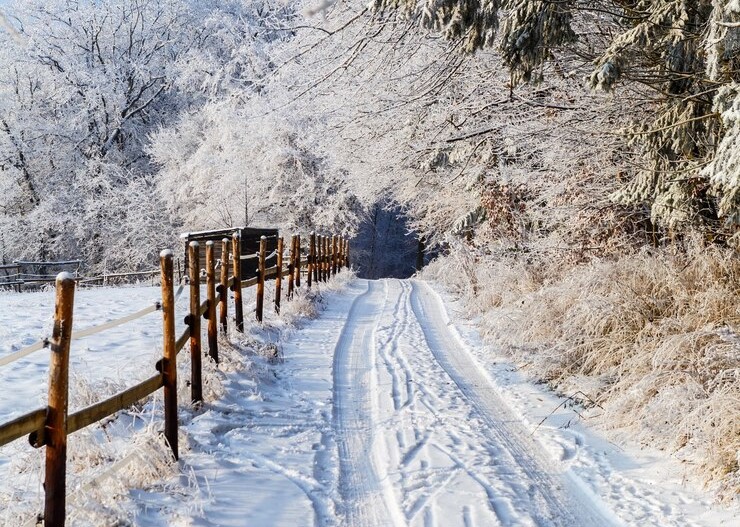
[0,278,737,525]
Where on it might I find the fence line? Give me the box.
[1,264,165,291]
[0,230,350,527]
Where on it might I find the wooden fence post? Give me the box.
[323,236,329,281]
[188,242,202,405]
[337,237,343,274]
[328,235,333,278]
[318,236,323,282]
[336,237,341,274]
[308,232,315,288]
[275,237,283,314]
[295,234,301,289]
[206,241,218,363]
[232,233,244,332]
[256,236,266,322]
[327,236,331,277]
[44,273,75,527]
[219,238,229,334]
[335,237,341,275]
[340,237,345,271]
[331,235,337,276]
[288,234,296,298]
[160,250,178,460]
[339,237,343,272]
[319,235,325,282]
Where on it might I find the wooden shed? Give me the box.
[181,227,279,281]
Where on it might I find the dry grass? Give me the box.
[424,241,740,498]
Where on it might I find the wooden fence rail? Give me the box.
[0,231,349,526]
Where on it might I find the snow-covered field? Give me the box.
[0,277,737,525]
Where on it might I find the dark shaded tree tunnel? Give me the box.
[350,203,424,279]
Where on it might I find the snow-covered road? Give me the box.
[1,278,734,526]
[333,279,610,526]
[131,278,733,526]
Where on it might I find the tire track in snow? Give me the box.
[331,280,403,526]
[387,281,419,411]
[384,279,506,526]
[409,280,617,527]
[376,280,410,412]
[373,279,441,524]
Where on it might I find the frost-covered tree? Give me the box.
[368,0,740,242]
[147,0,365,237]
[0,0,198,269]
[268,1,640,258]
[0,0,313,270]
[149,98,363,235]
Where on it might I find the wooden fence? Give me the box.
[0,260,83,292]
[0,260,165,291]
[0,231,349,527]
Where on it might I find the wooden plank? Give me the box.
[67,375,163,435]
[175,326,191,355]
[15,260,82,266]
[0,408,45,447]
[95,270,158,280]
[265,265,278,279]
[241,276,259,288]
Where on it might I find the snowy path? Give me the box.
[1,279,734,525]
[329,279,603,526]
[130,278,733,526]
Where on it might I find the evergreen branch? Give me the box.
[630,113,719,136]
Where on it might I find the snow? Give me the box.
[0,278,738,525]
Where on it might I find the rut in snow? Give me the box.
[329,279,615,527]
